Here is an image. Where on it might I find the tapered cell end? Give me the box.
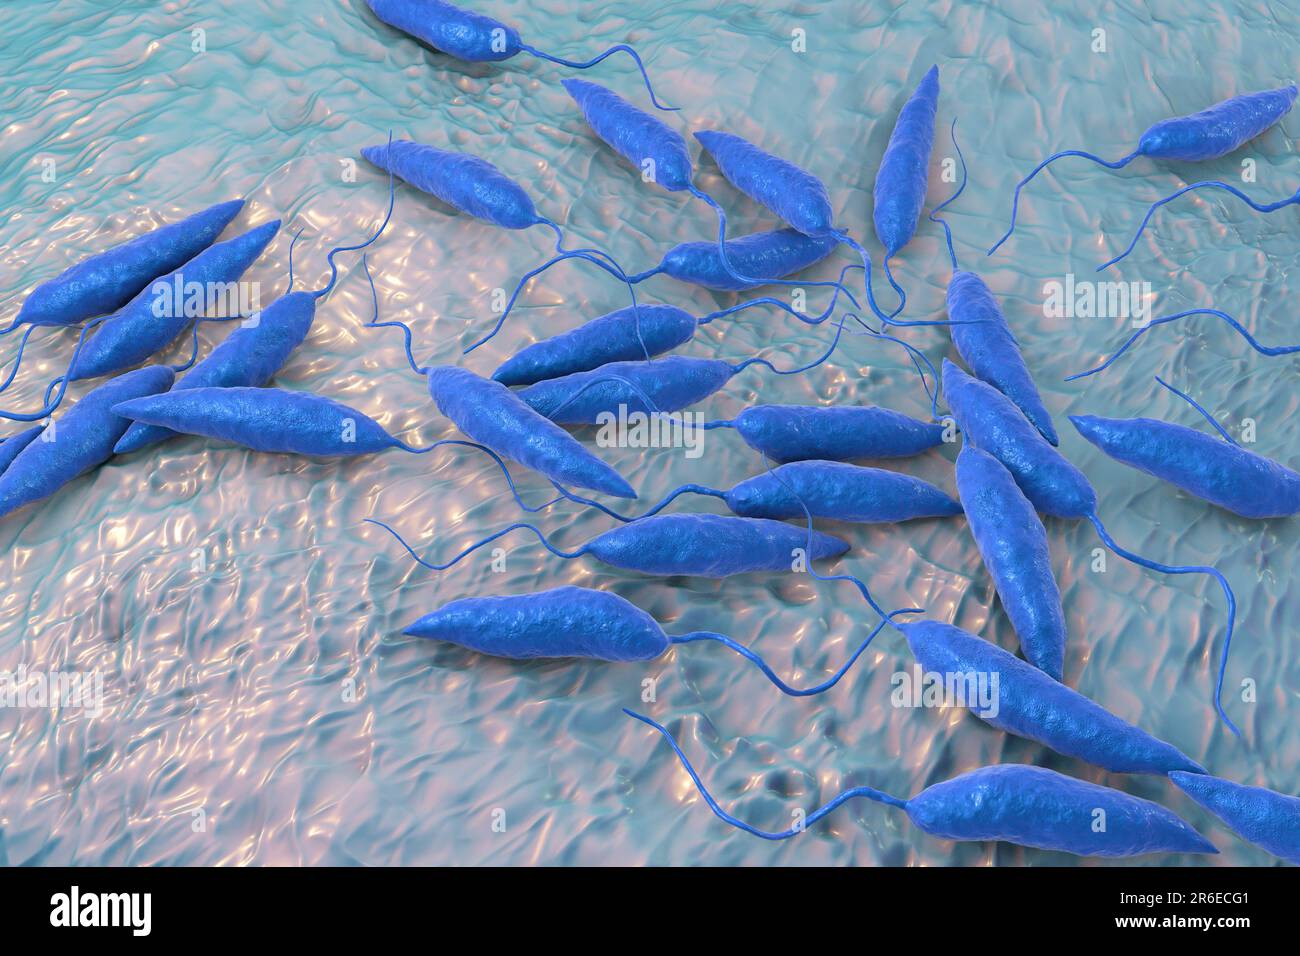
[360,144,397,171]
[936,494,964,517]
[559,77,582,96]
[583,469,637,500]
[109,397,154,424]
[693,130,723,152]
[209,198,246,223]
[112,421,166,456]
[1067,414,1103,443]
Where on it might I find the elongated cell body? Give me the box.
[583,514,849,576]
[114,291,317,454]
[372,512,849,578]
[720,403,947,463]
[9,199,244,332]
[694,129,837,237]
[904,765,1216,857]
[0,426,45,476]
[628,711,1217,856]
[402,585,905,698]
[901,620,1202,775]
[650,229,839,292]
[942,359,1095,517]
[871,64,941,314]
[364,0,673,109]
[989,84,1299,254]
[427,365,636,499]
[1070,414,1300,519]
[492,305,696,387]
[111,387,419,456]
[724,460,960,523]
[1168,771,1300,865]
[406,586,668,661]
[956,446,1067,679]
[519,356,735,424]
[0,366,174,519]
[361,137,641,355]
[947,270,1058,445]
[66,220,281,383]
[873,66,941,258]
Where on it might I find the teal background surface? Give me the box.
[0,1,1296,865]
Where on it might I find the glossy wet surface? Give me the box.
[0,0,1295,865]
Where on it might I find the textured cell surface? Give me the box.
[66,220,281,381]
[1070,414,1300,518]
[492,304,696,386]
[658,229,839,291]
[1169,771,1300,865]
[518,355,734,423]
[2,0,1296,868]
[115,291,317,454]
[731,403,947,463]
[404,587,669,661]
[0,425,45,476]
[427,365,635,498]
[112,387,407,456]
[725,460,961,523]
[873,66,939,256]
[365,0,522,62]
[361,139,539,229]
[902,621,1203,775]
[563,78,694,191]
[585,513,849,576]
[694,130,835,236]
[956,447,1067,678]
[943,360,1096,518]
[947,270,1058,445]
[15,199,243,329]
[0,366,174,518]
[906,765,1216,857]
[1138,84,1298,161]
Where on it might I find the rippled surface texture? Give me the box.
[1,0,1296,866]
